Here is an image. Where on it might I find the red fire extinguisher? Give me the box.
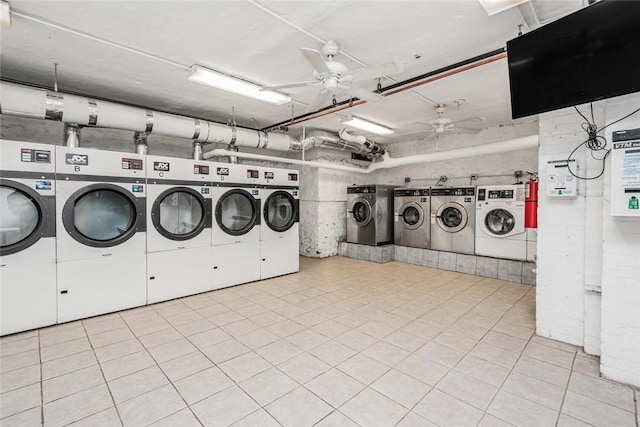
[525,179,538,228]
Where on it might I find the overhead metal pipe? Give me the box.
[0,81,294,151]
[264,48,507,132]
[204,135,538,174]
[64,123,80,147]
[133,131,149,154]
[192,141,205,160]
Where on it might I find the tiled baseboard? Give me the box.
[337,242,536,286]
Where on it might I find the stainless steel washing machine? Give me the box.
[346,185,393,246]
[394,188,430,249]
[430,187,475,255]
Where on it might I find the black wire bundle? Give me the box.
[568,103,640,180]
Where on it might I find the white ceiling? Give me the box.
[0,0,584,144]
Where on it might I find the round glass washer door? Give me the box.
[152,188,207,240]
[264,191,296,232]
[351,198,372,226]
[484,208,516,236]
[400,202,424,230]
[436,202,468,233]
[62,184,141,247]
[0,182,43,255]
[215,189,258,236]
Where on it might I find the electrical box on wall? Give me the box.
[546,159,578,198]
[611,128,640,217]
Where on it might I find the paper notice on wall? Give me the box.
[620,145,640,186]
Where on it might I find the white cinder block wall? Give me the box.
[376,122,538,187]
[537,92,640,387]
[600,95,640,386]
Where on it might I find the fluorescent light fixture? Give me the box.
[341,116,394,136]
[477,0,529,15]
[187,65,291,105]
[0,1,11,27]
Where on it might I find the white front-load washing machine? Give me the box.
[211,163,262,289]
[1,140,57,335]
[146,155,213,304]
[430,187,476,255]
[475,184,527,260]
[56,146,147,323]
[260,167,299,279]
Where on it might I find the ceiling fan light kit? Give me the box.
[341,116,394,136]
[263,40,404,111]
[187,65,291,105]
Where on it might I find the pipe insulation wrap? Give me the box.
[152,112,196,138]
[235,128,259,148]
[267,132,294,151]
[204,135,539,174]
[61,94,91,125]
[204,123,233,144]
[95,101,149,131]
[0,83,47,118]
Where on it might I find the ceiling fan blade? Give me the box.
[346,84,383,104]
[449,116,486,126]
[300,48,330,74]
[349,59,404,82]
[307,89,332,111]
[450,127,481,134]
[261,81,320,90]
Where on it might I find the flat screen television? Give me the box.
[507,0,640,119]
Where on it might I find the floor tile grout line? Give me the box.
[461,289,545,423]
[144,300,237,427]
[80,317,125,427]
[554,351,581,426]
[387,277,523,426]
[38,326,44,426]
[7,257,634,427]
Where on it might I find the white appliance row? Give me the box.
[394,184,536,261]
[0,140,299,336]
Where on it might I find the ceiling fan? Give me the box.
[419,104,485,137]
[261,40,404,111]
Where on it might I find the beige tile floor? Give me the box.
[1,257,638,427]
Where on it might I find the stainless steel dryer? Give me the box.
[430,187,476,255]
[394,188,430,249]
[346,185,393,246]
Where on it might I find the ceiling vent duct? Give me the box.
[63,123,80,147]
[0,81,381,158]
[291,129,382,156]
[0,81,293,151]
[133,132,149,155]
